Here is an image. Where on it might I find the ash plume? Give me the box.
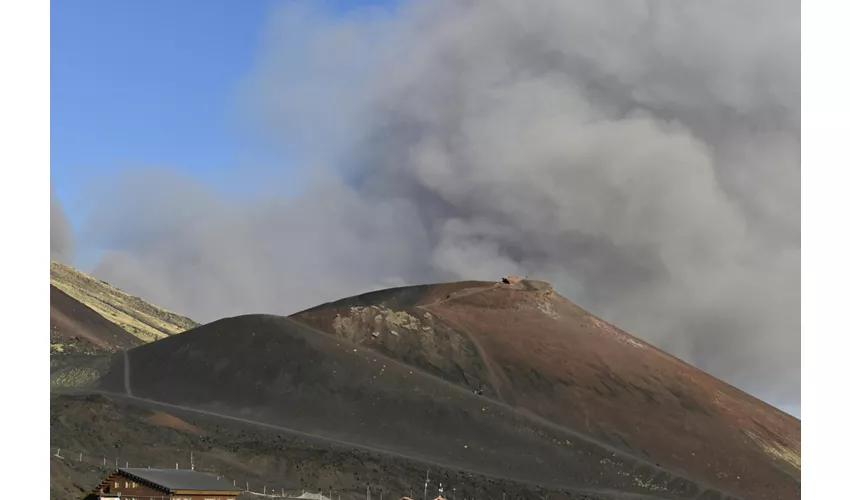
[86,0,800,412]
[51,187,74,264]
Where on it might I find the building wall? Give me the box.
[99,472,168,498]
[171,496,237,499]
[173,495,237,500]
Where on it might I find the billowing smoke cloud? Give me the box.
[87,0,800,411]
[51,187,74,264]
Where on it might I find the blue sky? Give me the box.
[51,0,397,260]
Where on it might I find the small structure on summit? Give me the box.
[501,275,554,293]
[85,467,241,499]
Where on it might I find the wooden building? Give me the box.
[85,467,242,499]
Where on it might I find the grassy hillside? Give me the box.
[50,261,199,342]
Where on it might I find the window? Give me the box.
[113,481,118,488]
[125,481,129,488]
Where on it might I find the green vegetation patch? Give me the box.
[50,261,199,343]
[51,366,102,389]
[744,429,801,471]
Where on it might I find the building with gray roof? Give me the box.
[86,467,242,499]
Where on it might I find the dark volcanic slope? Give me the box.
[293,280,800,500]
[50,393,623,500]
[51,284,143,354]
[92,315,735,500]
